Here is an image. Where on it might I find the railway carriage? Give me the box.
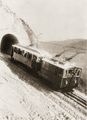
[11,44,42,72]
[40,58,82,89]
[11,44,82,90]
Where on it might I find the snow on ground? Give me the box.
[0,54,86,120]
[0,59,70,120]
[74,90,87,101]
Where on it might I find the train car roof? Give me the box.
[43,57,76,70]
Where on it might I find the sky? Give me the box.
[1,0,87,41]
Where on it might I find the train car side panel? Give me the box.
[40,59,63,88]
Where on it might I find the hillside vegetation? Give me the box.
[38,39,87,94]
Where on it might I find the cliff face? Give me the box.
[0,0,38,48]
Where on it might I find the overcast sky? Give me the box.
[2,0,87,41]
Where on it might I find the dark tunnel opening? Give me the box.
[1,34,18,55]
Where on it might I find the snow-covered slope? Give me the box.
[0,53,86,120]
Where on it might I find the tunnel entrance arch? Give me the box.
[1,34,18,55]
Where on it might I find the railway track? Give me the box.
[64,92,86,109]
[53,90,87,117]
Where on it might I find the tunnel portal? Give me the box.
[1,34,18,55]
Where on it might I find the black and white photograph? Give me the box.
[0,0,86,120]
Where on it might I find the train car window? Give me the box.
[14,47,17,53]
[19,49,22,54]
[28,53,32,59]
[18,49,19,54]
[37,57,41,62]
[69,69,73,74]
[17,48,20,54]
[20,50,23,55]
[14,48,17,53]
[77,70,81,76]
[33,55,37,60]
[66,70,68,75]
[24,52,27,57]
[31,55,36,64]
[24,52,32,59]
[16,48,18,53]
[21,50,24,56]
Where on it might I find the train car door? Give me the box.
[55,67,63,88]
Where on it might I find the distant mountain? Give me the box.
[38,39,87,54]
